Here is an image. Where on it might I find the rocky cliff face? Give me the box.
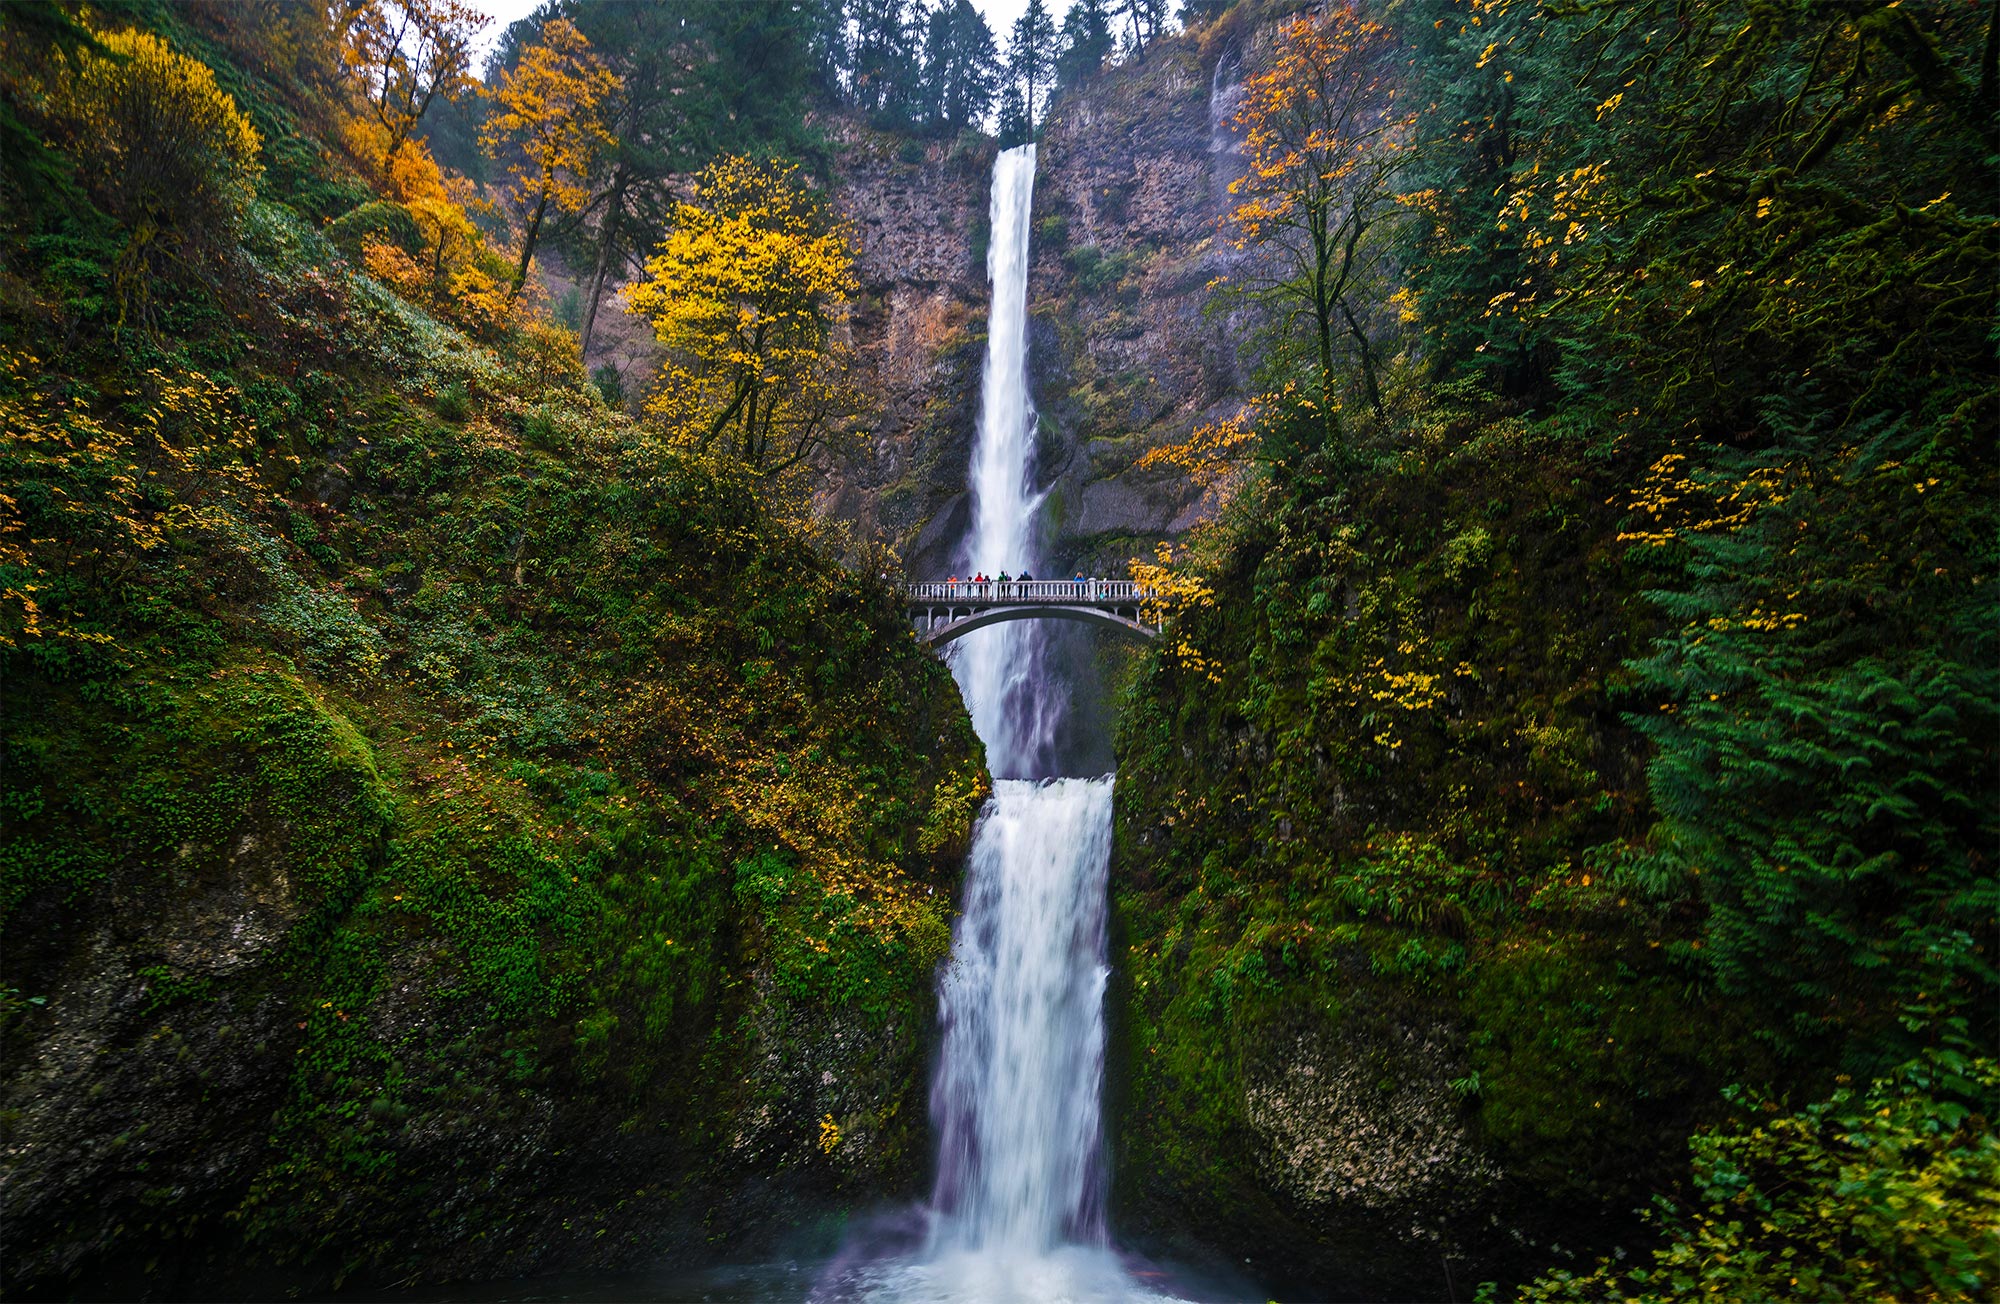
[1024,24,1268,575]
[807,31,1269,581]
[818,120,996,577]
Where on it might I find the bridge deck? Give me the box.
[903,579,1147,606]
[901,580,1155,647]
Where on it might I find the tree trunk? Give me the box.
[579,168,630,358]
[507,188,553,305]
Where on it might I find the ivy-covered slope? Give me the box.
[0,9,984,1298]
[1104,407,1761,1297]
[1102,1,1998,1300]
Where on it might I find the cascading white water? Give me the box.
[955,144,1056,780]
[829,144,1190,1304]
[929,776,1113,1254]
[932,141,1121,1267]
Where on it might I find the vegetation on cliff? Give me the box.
[1110,1,1997,1297]
[0,2,983,1295]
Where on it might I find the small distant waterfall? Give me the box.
[1207,50,1244,155]
[1208,51,1246,211]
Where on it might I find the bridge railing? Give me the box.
[903,579,1149,604]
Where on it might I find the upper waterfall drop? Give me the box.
[968,143,1041,583]
[954,143,1057,780]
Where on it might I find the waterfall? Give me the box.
[1207,51,1244,156]
[928,776,1115,1255]
[932,141,1117,1262]
[955,144,1056,779]
[1207,51,1247,214]
[822,144,1195,1304]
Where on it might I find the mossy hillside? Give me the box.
[0,14,985,1296]
[1105,400,1781,1297]
[0,347,985,1292]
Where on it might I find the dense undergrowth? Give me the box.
[1107,1,1998,1299]
[0,3,983,1295]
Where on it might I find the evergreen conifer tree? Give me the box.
[850,0,923,126]
[1006,0,1057,135]
[920,0,999,135]
[1056,0,1114,91]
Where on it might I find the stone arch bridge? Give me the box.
[903,580,1156,648]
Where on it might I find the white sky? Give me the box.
[471,1,1077,64]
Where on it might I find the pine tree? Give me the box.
[995,76,1029,149]
[1006,0,1057,135]
[920,0,998,135]
[851,0,922,125]
[1055,0,1113,91]
[1113,0,1168,59]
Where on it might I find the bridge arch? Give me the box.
[919,603,1155,648]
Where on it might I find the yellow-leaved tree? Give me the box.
[338,0,486,188]
[478,17,620,304]
[1228,4,1414,421]
[625,157,862,499]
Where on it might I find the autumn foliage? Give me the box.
[1226,4,1414,420]
[479,18,620,303]
[16,25,262,323]
[340,0,486,188]
[625,157,862,502]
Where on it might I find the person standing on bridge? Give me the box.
[996,570,1011,599]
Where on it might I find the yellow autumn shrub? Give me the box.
[30,26,261,314]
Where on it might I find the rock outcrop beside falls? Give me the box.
[819,121,996,576]
[1025,35,1255,574]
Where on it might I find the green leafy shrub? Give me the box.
[432,383,470,422]
[324,200,423,262]
[1514,1046,2000,1303]
[518,402,570,451]
[590,363,623,408]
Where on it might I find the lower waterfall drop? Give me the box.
[929,778,1114,1255]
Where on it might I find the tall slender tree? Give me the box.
[1114,0,1168,59]
[479,17,620,304]
[564,0,821,356]
[921,0,999,134]
[1007,0,1057,135]
[1225,4,1414,420]
[851,0,923,124]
